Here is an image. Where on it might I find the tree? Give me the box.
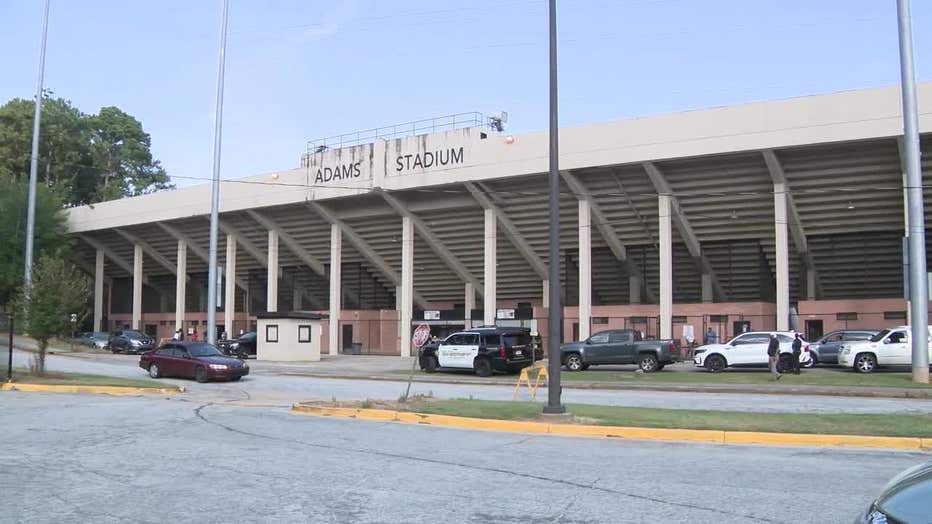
[0,177,68,308]
[15,256,89,374]
[0,94,172,207]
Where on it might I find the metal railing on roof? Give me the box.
[305,112,490,155]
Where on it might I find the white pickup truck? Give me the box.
[837,325,932,373]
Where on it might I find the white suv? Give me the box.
[838,325,932,373]
[693,331,811,372]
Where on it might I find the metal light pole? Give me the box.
[896,0,930,384]
[23,0,51,290]
[544,0,565,414]
[206,0,230,345]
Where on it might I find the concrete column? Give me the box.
[578,200,592,340]
[806,268,817,300]
[329,224,342,356]
[542,280,549,309]
[175,240,186,332]
[396,285,403,353]
[400,217,414,357]
[658,195,673,339]
[483,208,497,326]
[224,235,236,337]
[629,275,641,305]
[464,282,474,329]
[266,230,279,312]
[774,182,790,331]
[701,273,713,303]
[292,279,302,311]
[132,244,143,330]
[94,249,104,331]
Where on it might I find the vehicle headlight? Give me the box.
[130,339,142,346]
[230,342,239,349]
[694,348,706,354]
[863,507,888,524]
[209,364,229,370]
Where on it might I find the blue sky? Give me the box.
[1,0,929,186]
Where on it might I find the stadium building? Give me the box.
[67,83,932,356]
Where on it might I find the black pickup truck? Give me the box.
[560,329,679,372]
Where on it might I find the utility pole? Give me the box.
[23,0,51,291]
[896,0,929,383]
[206,0,230,345]
[544,0,565,414]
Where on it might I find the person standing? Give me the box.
[767,333,782,381]
[791,333,803,375]
[705,327,717,345]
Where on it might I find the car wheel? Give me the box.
[148,363,161,379]
[638,353,660,373]
[656,364,665,371]
[854,353,877,374]
[777,355,792,374]
[424,355,438,373]
[229,376,242,382]
[705,354,726,372]
[474,358,492,377]
[111,345,120,354]
[564,353,584,372]
[195,366,209,383]
[803,354,817,368]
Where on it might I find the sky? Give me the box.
[1,0,930,187]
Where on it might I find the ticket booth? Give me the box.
[255,312,324,361]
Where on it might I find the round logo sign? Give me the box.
[412,323,431,348]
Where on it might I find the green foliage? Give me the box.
[0,94,172,207]
[0,178,67,307]
[15,255,90,374]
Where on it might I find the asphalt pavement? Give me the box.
[1,392,924,524]
[10,348,932,414]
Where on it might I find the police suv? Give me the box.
[418,327,541,377]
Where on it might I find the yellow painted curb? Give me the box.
[291,403,930,450]
[2,382,183,395]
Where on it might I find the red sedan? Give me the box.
[139,342,249,383]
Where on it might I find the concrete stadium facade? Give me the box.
[67,84,932,355]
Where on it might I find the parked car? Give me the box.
[855,460,932,523]
[139,342,249,383]
[838,326,932,373]
[418,327,541,377]
[807,329,879,367]
[85,331,110,350]
[560,329,679,373]
[217,331,257,358]
[109,330,155,354]
[693,331,811,372]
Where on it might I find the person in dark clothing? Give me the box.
[791,333,803,375]
[767,334,782,381]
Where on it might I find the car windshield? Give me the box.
[187,343,223,357]
[123,331,145,338]
[869,329,891,343]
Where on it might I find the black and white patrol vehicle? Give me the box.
[418,327,542,377]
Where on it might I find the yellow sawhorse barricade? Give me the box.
[513,362,548,400]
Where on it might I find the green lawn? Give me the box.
[1,366,167,388]
[397,367,932,389]
[407,398,932,438]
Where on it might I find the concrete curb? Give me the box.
[291,403,932,451]
[278,372,932,399]
[1,382,184,395]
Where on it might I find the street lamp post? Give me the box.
[544,0,565,414]
[896,0,930,384]
[206,0,230,345]
[23,0,51,291]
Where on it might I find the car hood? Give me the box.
[875,461,932,523]
[196,355,245,366]
[696,343,730,352]
[560,341,585,352]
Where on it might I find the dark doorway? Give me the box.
[144,324,157,337]
[805,320,824,342]
[572,322,579,342]
[733,320,751,338]
[342,324,353,351]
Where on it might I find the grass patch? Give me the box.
[405,398,932,438]
[395,367,932,389]
[1,366,166,389]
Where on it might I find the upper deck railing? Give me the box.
[305,112,493,156]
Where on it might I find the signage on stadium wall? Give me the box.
[304,128,481,185]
